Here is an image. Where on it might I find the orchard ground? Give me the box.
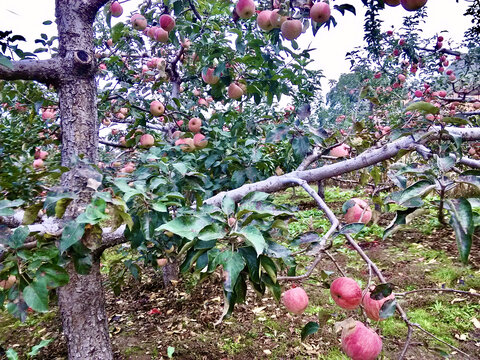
[1,184,479,360]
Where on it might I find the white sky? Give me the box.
[0,0,471,94]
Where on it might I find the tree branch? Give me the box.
[0,58,62,84]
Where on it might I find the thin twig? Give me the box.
[395,288,480,298]
[412,323,470,358]
[324,250,347,277]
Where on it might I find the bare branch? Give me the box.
[395,288,480,298]
[0,58,62,84]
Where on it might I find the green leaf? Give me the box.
[111,22,125,43]
[198,223,227,241]
[336,223,364,235]
[342,199,356,214]
[238,247,260,283]
[22,203,43,225]
[0,199,23,216]
[383,208,422,239]
[37,264,69,288]
[235,226,266,256]
[379,298,397,320]
[436,155,455,173]
[157,215,211,241]
[73,254,92,275]
[5,349,19,360]
[221,196,236,216]
[292,136,310,157]
[0,53,13,69]
[8,226,29,249]
[405,101,439,114]
[23,278,48,312]
[388,180,434,206]
[28,339,53,356]
[260,256,277,283]
[301,321,320,341]
[213,250,245,293]
[458,175,480,190]
[167,346,175,358]
[370,283,394,300]
[59,220,85,253]
[445,199,474,263]
[43,192,76,217]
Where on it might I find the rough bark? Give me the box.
[162,259,180,288]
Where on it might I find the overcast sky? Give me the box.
[0,0,471,93]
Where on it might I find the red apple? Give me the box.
[397,74,406,82]
[257,10,273,31]
[384,0,400,6]
[159,14,175,32]
[282,287,309,315]
[121,165,135,173]
[270,10,287,28]
[150,100,165,116]
[110,1,123,17]
[188,117,202,133]
[202,68,220,85]
[236,0,256,19]
[362,288,396,321]
[131,14,147,31]
[330,277,362,310]
[401,0,428,11]
[340,318,382,360]
[228,83,244,99]
[330,144,350,158]
[281,19,303,41]
[343,198,372,224]
[157,258,168,267]
[310,2,331,24]
[33,159,44,169]
[140,134,155,147]
[155,27,169,43]
[193,133,208,149]
[414,90,423,98]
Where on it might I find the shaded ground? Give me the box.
[1,186,480,359]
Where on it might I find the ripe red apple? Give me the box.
[150,100,165,116]
[131,14,147,31]
[193,133,208,149]
[329,144,350,158]
[236,0,256,19]
[340,318,382,360]
[330,277,362,310]
[175,138,195,152]
[155,27,169,43]
[159,14,176,32]
[414,90,423,98]
[188,117,202,133]
[401,0,428,11]
[140,134,155,147]
[110,1,123,17]
[473,101,480,109]
[157,258,168,267]
[270,10,287,28]
[257,10,273,31]
[343,198,372,224]
[282,287,309,315]
[397,74,406,82]
[384,0,400,6]
[281,19,303,41]
[34,150,48,160]
[310,2,331,24]
[362,288,396,321]
[0,275,17,290]
[228,83,244,99]
[147,26,158,39]
[42,110,54,120]
[106,38,114,47]
[202,68,219,85]
[33,159,44,169]
[121,165,135,173]
[198,98,208,107]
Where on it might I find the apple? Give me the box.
[193,133,208,149]
[310,2,331,24]
[150,100,165,116]
[172,130,183,139]
[227,217,236,227]
[147,26,158,38]
[374,72,381,79]
[340,318,382,360]
[397,74,406,82]
[343,198,372,224]
[202,68,219,85]
[193,88,202,96]
[119,107,128,115]
[414,90,423,98]
[140,134,155,147]
[401,0,428,11]
[384,0,400,6]
[155,27,169,43]
[106,38,113,47]
[131,14,147,31]
[121,165,135,173]
[175,138,195,152]
[282,287,309,315]
[362,288,396,321]
[257,10,273,31]
[33,159,44,169]
[0,275,17,290]
[189,117,202,133]
[330,277,362,310]
[281,19,303,41]
[157,258,168,267]
[159,14,176,32]
[198,98,208,107]
[228,83,244,99]
[42,110,54,120]
[102,118,111,126]
[330,144,350,158]
[236,0,256,19]
[110,1,123,17]
[473,101,480,109]
[270,10,287,28]
[34,150,48,160]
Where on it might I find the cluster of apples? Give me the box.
[384,0,428,11]
[330,277,395,359]
[33,147,49,169]
[174,117,208,152]
[236,0,331,41]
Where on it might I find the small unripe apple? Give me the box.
[150,100,165,116]
[362,288,396,321]
[131,14,147,31]
[193,133,208,149]
[281,19,303,41]
[401,0,427,11]
[257,10,273,31]
[340,318,382,360]
[343,198,372,224]
[202,68,220,85]
[140,134,155,148]
[310,2,330,24]
[330,277,362,310]
[157,258,168,267]
[33,159,44,169]
[282,287,309,315]
[270,10,287,28]
[330,144,350,158]
[155,27,169,43]
[188,117,202,133]
[236,0,256,19]
[228,83,244,99]
[110,1,123,17]
[159,14,176,32]
[227,217,236,227]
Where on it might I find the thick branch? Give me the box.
[0,58,62,84]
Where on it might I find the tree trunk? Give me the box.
[58,260,113,360]
[162,259,179,288]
